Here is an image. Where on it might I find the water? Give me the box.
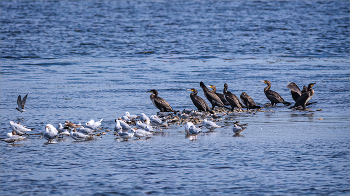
[1,1,349,195]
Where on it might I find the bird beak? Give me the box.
[260,80,266,83]
[146,90,152,93]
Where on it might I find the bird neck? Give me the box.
[264,84,271,92]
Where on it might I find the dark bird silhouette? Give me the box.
[289,83,316,109]
[200,82,225,110]
[187,88,211,112]
[223,83,244,111]
[208,85,230,106]
[147,89,174,112]
[286,82,302,102]
[240,92,260,110]
[261,80,291,106]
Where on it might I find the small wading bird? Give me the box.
[289,82,316,110]
[232,124,246,134]
[147,89,174,112]
[261,80,291,106]
[200,82,225,110]
[203,119,221,131]
[16,94,28,113]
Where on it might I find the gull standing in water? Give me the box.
[136,120,153,132]
[70,129,91,141]
[4,131,26,144]
[85,119,103,130]
[185,122,194,135]
[140,113,150,123]
[150,115,168,126]
[203,119,221,131]
[232,124,246,134]
[114,119,123,132]
[134,128,152,139]
[124,112,138,121]
[43,124,58,143]
[10,121,33,135]
[16,94,28,113]
[57,123,70,137]
[188,124,202,135]
[118,129,135,141]
[118,119,132,131]
[77,126,94,135]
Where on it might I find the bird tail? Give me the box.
[283,101,291,106]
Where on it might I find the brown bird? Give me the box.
[208,85,230,106]
[223,83,244,111]
[147,89,174,112]
[200,82,225,110]
[261,80,290,106]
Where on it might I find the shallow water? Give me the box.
[1,1,349,195]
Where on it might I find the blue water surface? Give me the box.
[1,1,349,195]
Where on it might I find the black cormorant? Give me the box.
[223,83,244,111]
[147,89,174,112]
[240,92,260,109]
[261,80,291,106]
[187,88,211,112]
[286,82,302,102]
[200,82,225,110]
[208,85,230,106]
[289,83,316,109]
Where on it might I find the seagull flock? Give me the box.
[3,81,316,144]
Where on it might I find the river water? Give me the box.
[1,1,349,195]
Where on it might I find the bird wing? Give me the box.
[154,97,173,112]
[225,92,242,108]
[21,94,28,109]
[191,95,210,112]
[17,95,22,109]
[286,83,301,95]
[216,93,230,105]
[206,91,224,107]
[265,90,285,103]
